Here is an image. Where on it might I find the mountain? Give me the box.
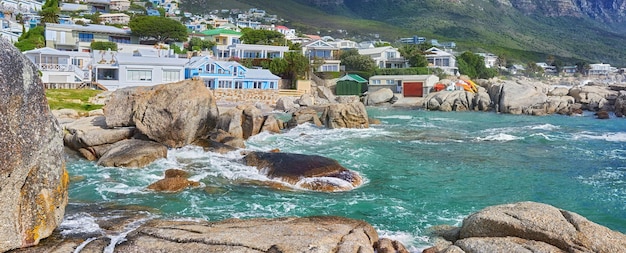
[181,0,626,66]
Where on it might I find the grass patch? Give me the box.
[45,89,104,112]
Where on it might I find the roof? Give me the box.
[113,54,189,66]
[338,74,367,83]
[45,23,130,35]
[369,75,438,81]
[358,46,395,56]
[201,28,241,36]
[245,69,280,80]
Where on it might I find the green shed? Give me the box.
[336,74,368,96]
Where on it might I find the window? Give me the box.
[234,81,243,89]
[71,59,83,68]
[372,80,381,85]
[163,70,180,82]
[97,68,118,80]
[78,33,94,42]
[127,70,152,81]
[218,80,231,88]
[109,36,130,44]
[386,79,395,85]
[253,81,261,89]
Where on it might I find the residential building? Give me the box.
[202,28,242,59]
[368,75,439,97]
[0,19,21,42]
[272,25,296,39]
[87,0,110,13]
[588,63,612,75]
[92,50,188,90]
[477,53,498,68]
[236,20,261,29]
[23,47,92,87]
[44,23,137,52]
[185,56,280,90]
[228,44,289,60]
[509,64,525,75]
[326,39,359,50]
[302,39,340,72]
[562,66,577,75]
[536,62,557,73]
[0,0,42,14]
[109,0,130,11]
[399,36,426,45]
[424,47,458,75]
[99,13,130,25]
[358,46,408,69]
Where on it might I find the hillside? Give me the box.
[181,0,626,66]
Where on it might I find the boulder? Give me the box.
[242,105,265,139]
[243,151,363,192]
[275,96,299,112]
[615,91,626,117]
[336,95,360,104]
[548,87,571,96]
[209,129,246,149]
[52,108,80,119]
[320,102,369,129]
[261,114,282,133]
[216,106,244,139]
[455,237,564,252]
[546,96,575,115]
[472,91,491,111]
[286,107,323,128]
[63,116,135,151]
[192,138,239,154]
[104,79,219,148]
[366,88,394,105]
[0,38,68,251]
[375,238,410,253]
[97,139,167,167]
[489,80,550,115]
[317,86,337,102]
[596,110,610,119]
[115,217,381,252]
[569,86,618,111]
[424,90,475,112]
[456,201,626,252]
[298,93,315,106]
[147,169,200,192]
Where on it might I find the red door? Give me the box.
[403,82,424,97]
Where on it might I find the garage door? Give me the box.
[403,82,423,97]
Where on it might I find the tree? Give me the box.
[14,26,45,51]
[374,41,391,47]
[40,0,60,24]
[284,52,309,87]
[575,61,590,76]
[240,28,285,45]
[342,54,376,72]
[89,12,101,24]
[525,61,544,77]
[457,51,497,79]
[262,57,288,77]
[129,16,188,43]
[91,41,117,51]
[187,37,215,51]
[398,44,428,67]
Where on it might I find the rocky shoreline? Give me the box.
[3,36,626,253]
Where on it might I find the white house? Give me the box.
[588,63,612,75]
[358,46,408,69]
[326,39,359,50]
[228,44,289,60]
[477,53,498,68]
[92,50,188,90]
[424,47,458,75]
[99,13,130,25]
[23,47,92,88]
[302,40,340,72]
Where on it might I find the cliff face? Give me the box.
[304,0,626,23]
[508,0,626,22]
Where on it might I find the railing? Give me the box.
[38,63,76,72]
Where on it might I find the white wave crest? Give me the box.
[574,132,626,142]
[529,124,560,131]
[476,133,523,142]
[376,115,413,120]
[60,213,103,237]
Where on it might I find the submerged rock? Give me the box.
[243,151,363,192]
[97,139,167,168]
[147,169,200,192]
[0,38,68,251]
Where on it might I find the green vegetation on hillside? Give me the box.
[181,0,626,66]
[46,89,104,112]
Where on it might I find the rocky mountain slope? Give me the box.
[182,0,626,66]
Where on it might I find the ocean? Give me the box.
[62,107,626,251]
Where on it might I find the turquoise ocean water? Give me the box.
[63,108,626,251]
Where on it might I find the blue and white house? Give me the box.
[185,56,280,90]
